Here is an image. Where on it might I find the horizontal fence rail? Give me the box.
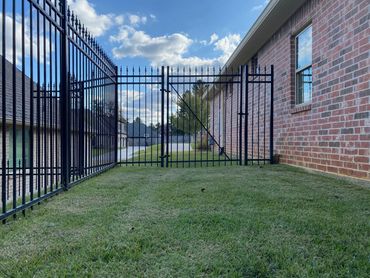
[0,0,117,221]
[117,65,274,168]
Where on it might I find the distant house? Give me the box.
[127,120,158,146]
[210,0,369,180]
[118,116,128,149]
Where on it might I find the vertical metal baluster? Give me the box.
[54,10,58,187]
[150,67,153,166]
[166,66,169,168]
[132,67,135,166]
[126,67,128,165]
[175,67,178,168]
[60,0,70,190]
[144,67,147,165]
[188,67,191,167]
[12,0,17,217]
[206,67,209,166]
[200,67,203,167]
[264,66,266,163]
[160,66,164,168]
[230,71,233,166]
[244,65,249,166]
[270,65,274,164]
[212,67,215,167]
[42,0,46,195]
[257,66,261,164]
[29,2,34,206]
[168,68,172,168]
[224,69,228,166]
[138,67,141,166]
[251,66,255,165]
[218,67,221,166]
[2,0,8,222]
[156,67,159,166]
[119,67,122,165]
[49,8,53,193]
[238,66,242,165]
[21,0,26,214]
[182,67,185,168]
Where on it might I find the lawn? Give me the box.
[0,165,369,277]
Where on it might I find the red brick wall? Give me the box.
[255,0,369,179]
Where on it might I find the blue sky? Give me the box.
[68,0,269,68]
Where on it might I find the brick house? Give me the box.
[210,0,369,180]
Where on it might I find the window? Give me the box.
[9,127,31,168]
[295,25,312,105]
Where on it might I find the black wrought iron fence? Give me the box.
[117,65,274,167]
[0,0,117,221]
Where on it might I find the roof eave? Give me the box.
[225,0,307,68]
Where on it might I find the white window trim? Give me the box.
[295,24,313,106]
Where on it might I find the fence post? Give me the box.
[238,65,243,165]
[114,66,119,164]
[270,65,274,164]
[1,0,7,220]
[79,82,85,176]
[60,0,70,189]
[160,66,165,167]
[166,66,170,168]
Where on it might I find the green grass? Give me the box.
[0,165,369,277]
[92,148,112,157]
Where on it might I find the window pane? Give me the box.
[296,67,312,104]
[9,127,31,168]
[296,26,312,70]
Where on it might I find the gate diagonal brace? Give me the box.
[160,154,171,159]
[168,84,231,161]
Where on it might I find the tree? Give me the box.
[134,117,142,124]
[170,80,209,134]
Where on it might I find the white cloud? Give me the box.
[128,14,147,26]
[0,14,50,65]
[209,33,219,44]
[111,28,214,67]
[199,33,219,46]
[111,27,241,67]
[252,0,270,11]
[126,90,144,102]
[199,40,208,46]
[66,1,155,35]
[115,15,124,25]
[67,0,114,37]
[214,34,241,64]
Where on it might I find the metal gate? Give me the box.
[117,65,274,167]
